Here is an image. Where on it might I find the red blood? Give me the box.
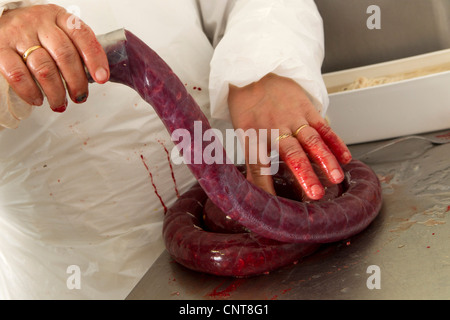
[315,122,352,164]
[53,105,67,113]
[435,132,450,139]
[140,155,167,214]
[158,141,180,198]
[283,156,324,200]
[206,279,245,298]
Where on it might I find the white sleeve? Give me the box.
[207,0,329,121]
[196,0,236,48]
[0,0,46,16]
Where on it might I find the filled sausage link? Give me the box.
[98,30,383,276]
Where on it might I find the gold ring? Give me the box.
[293,124,309,137]
[276,133,292,141]
[22,45,43,63]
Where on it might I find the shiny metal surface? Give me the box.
[127,130,450,300]
[355,132,450,163]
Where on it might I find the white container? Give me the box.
[323,49,450,145]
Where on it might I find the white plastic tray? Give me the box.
[323,49,450,145]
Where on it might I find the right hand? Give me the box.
[0,4,109,113]
[228,73,352,201]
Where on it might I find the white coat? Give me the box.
[0,0,327,299]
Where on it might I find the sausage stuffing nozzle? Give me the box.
[86,28,128,83]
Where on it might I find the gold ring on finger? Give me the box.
[276,133,292,141]
[22,45,43,63]
[293,124,310,137]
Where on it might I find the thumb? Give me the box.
[246,163,276,196]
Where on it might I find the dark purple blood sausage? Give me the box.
[100,30,382,277]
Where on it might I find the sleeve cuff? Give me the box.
[208,0,329,121]
[0,0,46,17]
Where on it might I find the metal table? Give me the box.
[127,130,450,300]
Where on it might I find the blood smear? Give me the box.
[158,140,180,197]
[140,155,167,214]
[206,279,245,298]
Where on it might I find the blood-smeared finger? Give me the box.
[25,46,68,112]
[308,117,352,165]
[38,25,89,104]
[294,125,345,185]
[0,47,43,106]
[278,136,324,200]
[56,10,109,84]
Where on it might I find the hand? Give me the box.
[228,73,352,200]
[0,4,109,113]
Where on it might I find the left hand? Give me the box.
[0,4,110,113]
[228,73,352,200]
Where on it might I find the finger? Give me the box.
[309,117,352,165]
[56,10,109,84]
[294,125,345,185]
[23,45,68,112]
[278,136,324,200]
[246,162,276,195]
[38,25,88,104]
[243,129,277,195]
[0,47,43,106]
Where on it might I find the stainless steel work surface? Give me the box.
[127,130,450,300]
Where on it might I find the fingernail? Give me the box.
[311,185,324,199]
[331,169,344,182]
[33,98,43,106]
[53,105,67,113]
[53,98,68,113]
[75,92,88,104]
[95,67,108,83]
[343,152,352,163]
